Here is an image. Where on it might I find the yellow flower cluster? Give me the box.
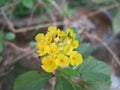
[35,26,83,73]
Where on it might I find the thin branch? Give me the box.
[5,42,30,52]
[88,3,120,17]
[10,48,36,66]
[85,32,120,66]
[14,21,63,33]
[0,1,19,15]
[48,0,62,15]
[0,47,36,76]
[0,66,14,77]
[27,3,39,26]
[1,9,16,32]
[38,0,57,22]
[1,8,63,33]
[1,2,120,34]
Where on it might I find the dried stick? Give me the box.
[88,3,120,17]
[0,48,36,76]
[85,32,120,66]
[38,0,57,22]
[0,66,14,76]
[10,48,36,65]
[0,1,19,15]
[5,42,30,52]
[14,21,63,33]
[27,3,39,26]
[1,9,16,32]
[48,0,62,15]
[2,10,63,33]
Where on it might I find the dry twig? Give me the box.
[85,32,120,66]
[38,0,57,22]
[88,3,120,17]
[48,0,62,15]
[1,9,16,32]
[5,42,30,52]
[15,21,63,33]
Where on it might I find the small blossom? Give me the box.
[55,54,69,67]
[66,28,75,39]
[36,44,48,56]
[64,45,73,54]
[57,29,66,37]
[72,40,79,49]
[48,26,57,32]
[45,32,52,44]
[46,43,57,55]
[35,33,44,42]
[69,51,83,66]
[41,56,58,72]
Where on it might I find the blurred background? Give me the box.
[0,0,120,90]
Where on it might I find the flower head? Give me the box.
[35,26,83,73]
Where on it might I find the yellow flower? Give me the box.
[72,40,79,49]
[45,32,52,44]
[69,51,83,66]
[36,44,47,56]
[66,28,75,39]
[48,26,57,32]
[41,56,58,72]
[46,43,57,55]
[35,26,83,73]
[54,37,60,43]
[56,46,63,54]
[57,29,66,37]
[35,33,44,42]
[64,37,72,45]
[55,54,69,67]
[64,45,73,55]
[48,26,57,36]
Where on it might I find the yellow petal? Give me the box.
[41,56,58,72]
[35,33,44,41]
[72,40,79,49]
[55,54,69,67]
[41,64,57,73]
[48,26,57,32]
[69,51,83,66]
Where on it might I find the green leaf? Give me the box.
[0,41,4,52]
[55,76,75,90]
[77,43,92,59]
[63,68,79,77]
[76,56,111,90]
[0,56,3,62]
[14,71,51,90]
[5,32,16,40]
[113,9,120,34]
[0,30,4,38]
[21,0,33,8]
[0,0,8,7]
